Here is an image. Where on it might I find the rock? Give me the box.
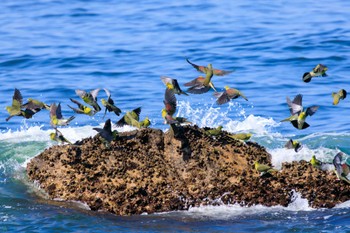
[26,125,350,215]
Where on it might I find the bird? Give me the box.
[50,128,72,144]
[101,88,122,118]
[310,155,322,168]
[93,119,118,143]
[285,139,303,152]
[332,89,347,105]
[186,58,233,76]
[302,64,328,83]
[75,89,101,112]
[204,125,223,136]
[184,76,217,92]
[281,94,319,130]
[186,64,215,94]
[22,98,50,111]
[139,117,151,128]
[68,98,96,116]
[333,152,350,184]
[50,103,75,127]
[214,86,248,105]
[160,76,188,95]
[6,88,36,121]
[227,133,252,141]
[115,107,142,128]
[254,161,277,175]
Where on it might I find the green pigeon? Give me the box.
[161,76,188,95]
[205,125,223,136]
[22,98,50,111]
[93,119,118,143]
[302,64,328,83]
[310,155,322,168]
[6,88,36,121]
[186,64,215,94]
[50,128,72,144]
[139,117,151,128]
[184,76,217,92]
[50,103,75,128]
[186,58,234,76]
[254,161,277,175]
[101,88,122,118]
[227,133,252,141]
[281,94,319,130]
[75,88,101,112]
[115,107,142,128]
[285,139,303,152]
[333,152,350,184]
[68,98,96,116]
[214,86,248,105]
[332,89,347,105]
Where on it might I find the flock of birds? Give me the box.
[4,59,350,183]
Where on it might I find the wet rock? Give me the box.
[26,126,350,215]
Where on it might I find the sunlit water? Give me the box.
[1,0,350,232]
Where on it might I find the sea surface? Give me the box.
[1,0,350,232]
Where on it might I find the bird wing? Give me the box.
[333,152,343,176]
[50,103,57,118]
[215,91,230,105]
[186,85,211,94]
[90,88,101,100]
[186,59,208,74]
[306,106,319,117]
[56,103,63,119]
[103,88,111,99]
[115,116,127,127]
[287,94,303,115]
[75,89,86,98]
[302,73,312,83]
[13,88,23,107]
[284,139,294,149]
[132,107,142,119]
[160,76,172,86]
[103,119,112,132]
[213,69,233,76]
[164,88,177,114]
[70,98,85,109]
[68,105,83,114]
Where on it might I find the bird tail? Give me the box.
[66,116,75,124]
[6,115,14,122]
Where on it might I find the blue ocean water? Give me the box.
[1,0,350,231]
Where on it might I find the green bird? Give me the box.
[101,88,122,118]
[310,155,322,168]
[22,98,50,111]
[161,76,188,95]
[254,161,277,175]
[332,89,347,105]
[205,125,223,136]
[68,98,96,116]
[214,86,248,105]
[281,94,319,130]
[6,88,36,121]
[50,103,75,128]
[333,152,350,184]
[75,88,101,112]
[115,107,142,128]
[186,64,215,94]
[302,64,328,83]
[93,119,118,143]
[227,133,252,141]
[186,58,234,76]
[139,117,151,128]
[184,76,217,92]
[285,139,303,152]
[50,128,72,144]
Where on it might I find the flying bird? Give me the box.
[285,139,303,152]
[332,89,347,105]
[50,128,72,144]
[93,119,118,143]
[68,98,96,116]
[214,86,248,105]
[160,76,188,95]
[6,88,36,121]
[75,88,101,111]
[139,117,151,128]
[302,64,328,83]
[184,76,217,92]
[50,103,75,127]
[186,64,215,94]
[101,88,122,118]
[186,58,233,76]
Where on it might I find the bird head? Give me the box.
[101,98,107,106]
[49,132,56,141]
[161,109,167,119]
[217,125,223,130]
[166,83,174,90]
[224,86,230,90]
[83,106,92,114]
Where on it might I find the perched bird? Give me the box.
[6,88,36,121]
[186,64,214,94]
[68,98,96,116]
[50,128,72,144]
[302,64,328,83]
[186,58,233,76]
[205,125,223,136]
[254,161,277,175]
[214,86,248,105]
[160,76,188,95]
[184,76,217,92]
[116,107,142,128]
[310,155,322,168]
[75,89,101,112]
[333,152,350,184]
[227,133,252,141]
[139,117,151,128]
[50,103,75,127]
[285,139,303,152]
[332,89,347,105]
[101,88,122,118]
[281,94,319,130]
[93,119,118,143]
